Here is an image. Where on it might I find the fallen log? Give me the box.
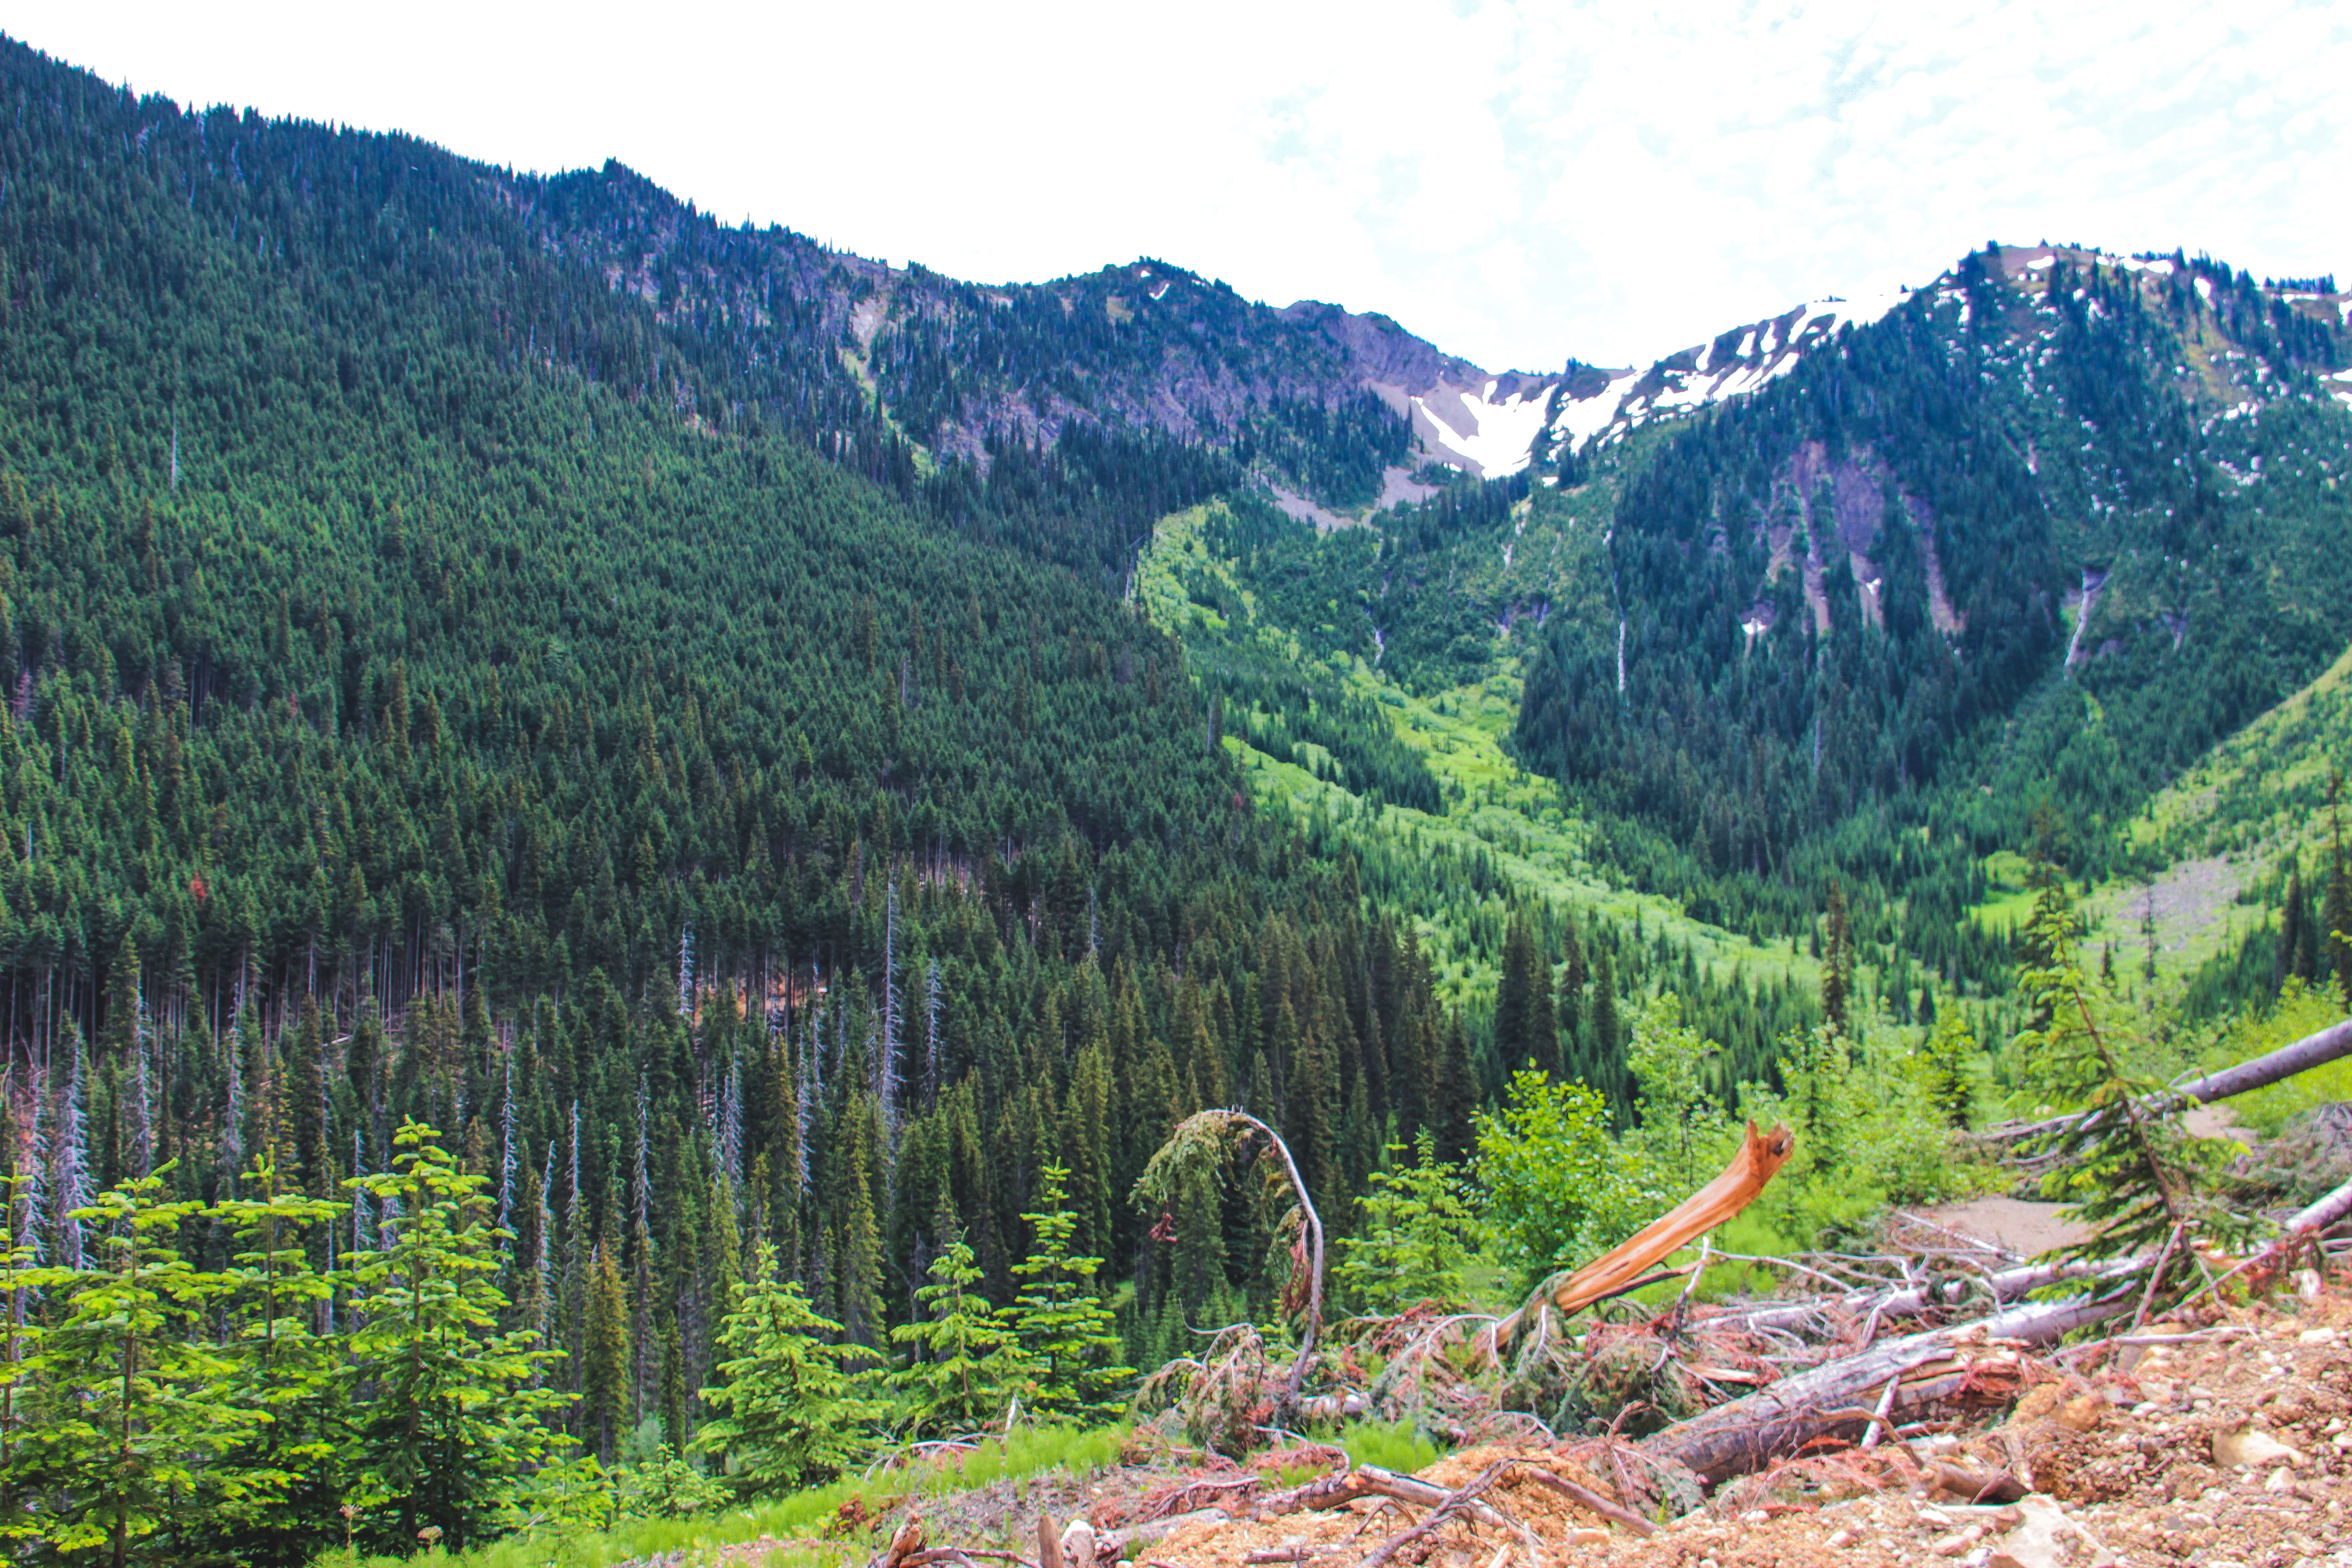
[1643,1271,2140,1485]
[1980,1016,2352,1146]
[1489,1121,1795,1349]
[1723,1255,2090,1334]
[2284,1164,2352,1237]
[2236,1164,2352,1285]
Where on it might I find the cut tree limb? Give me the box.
[1517,1464,1658,1537]
[1258,1464,1522,1539]
[1489,1121,1795,1350]
[1642,1272,2141,1484]
[1357,1462,1519,1568]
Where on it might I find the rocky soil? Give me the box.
[687,1269,2349,1568]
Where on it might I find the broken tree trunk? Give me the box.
[2240,1164,2352,1282]
[1643,1268,2141,1484]
[1980,1016,2352,1147]
[1489,1121,1795,1350]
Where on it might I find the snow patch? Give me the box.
[1548,369,1643,451]
[1549,289,1911,453]
[1413,380,1558,478]
[1148,280,1170,301]
[2029,256,2057,271]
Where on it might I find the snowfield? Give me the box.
[1412,378,1559,477]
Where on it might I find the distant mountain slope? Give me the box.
[1122,237,2352,1029]
[1507,243,2352,970]
[528,161,1568,512]
[16,25,2352,1037]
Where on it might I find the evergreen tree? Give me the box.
[1168,1156,1228,1317]
[7,1166,250,1568]
[1821,879,1853,1037]
[694,1242,881,1493]
[1588,945,1622,1070]
[833,1095,887,1363]
[2326,774,2352,1009]
[1557,916,1588,1056]
[889,1231,1023,1436]
[1333,1130,1475,1312]
[1004,1164,1131,1423]
[2014,899,2242,1291]
[657,1314,689,1460]
[1493,914,1540,1073]
[201,1160,348,1568]
[583,1244,632,1463]
[1920,1012,1977,1130]
[2278,858,2317,989]
[341,1122,569,1553]
[1430,1016,1477,1166]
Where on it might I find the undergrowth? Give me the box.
[308,1426,1128,1568]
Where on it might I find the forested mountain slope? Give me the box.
[0,39,1497,1558]
[524,160,1569,531]
[1516,246,2352,975]
[5,24,2352,1560]
[1118,243,2352,1099]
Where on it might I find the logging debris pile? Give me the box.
[667,1266,2351,1568]
[1137,1279,2352,1567]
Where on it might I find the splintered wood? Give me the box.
[1488,1121,1796,1350]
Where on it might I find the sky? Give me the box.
[8,0,2346,372]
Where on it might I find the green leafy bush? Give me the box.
[1473,1071,1663,1288]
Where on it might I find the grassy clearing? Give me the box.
[312,1427,1128,1568]
[1144,498,1826,1014]
[2038,641,2352,993]
[1225,672,1820,1014]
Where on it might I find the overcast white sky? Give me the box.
[9,0,2346,371]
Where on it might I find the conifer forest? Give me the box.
[2,29,2352,1568]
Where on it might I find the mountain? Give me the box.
[0,40,1493,1524]
[523,159,1576,529]
[1117,238,2352,1066]
[5,27,2352,1558]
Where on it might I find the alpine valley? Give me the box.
[3,30,2352,1567]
